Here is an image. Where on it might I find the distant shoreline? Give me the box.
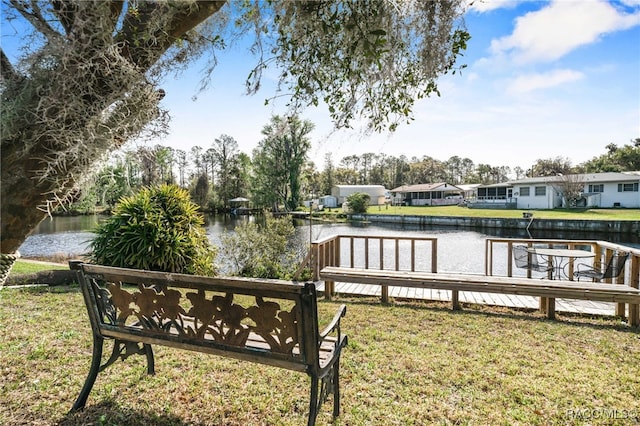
[352,213,640,236]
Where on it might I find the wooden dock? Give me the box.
[316,281,617,317]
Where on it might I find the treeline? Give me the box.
[68,128,640,214]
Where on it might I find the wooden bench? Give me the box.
[69,262,347,426]
[320,266,640,326]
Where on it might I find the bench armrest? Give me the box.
[320,304,347,340]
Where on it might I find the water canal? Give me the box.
[18,214,640,275]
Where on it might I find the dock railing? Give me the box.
[485,238,640,322]
[310,235,438,301]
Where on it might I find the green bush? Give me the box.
[89,184,217,275]
[345,192,371,214]
[220,212,301,279]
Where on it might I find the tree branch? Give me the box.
[117,1,227,71]
[51,0,76,35]
[10,0,63,42]
[0,48,21,82]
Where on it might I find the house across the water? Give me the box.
[471,172,640,209]
[331,185,387,206]
[390,183,464,206]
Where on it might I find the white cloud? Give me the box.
[468,0,524,13]
[491,0,640,64]
[506,69,584,94]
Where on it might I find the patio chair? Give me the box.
[513,245,553,273]
[574,251,629,281]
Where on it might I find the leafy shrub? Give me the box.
[89,184,217,275]
[345,192,371,214]
[220,212,300,279]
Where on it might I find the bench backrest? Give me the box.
[71,262,321,372]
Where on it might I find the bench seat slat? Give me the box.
[320,267,640,304]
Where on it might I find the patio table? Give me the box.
[528,248,595,280]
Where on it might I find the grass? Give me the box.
[364,205,640,220]
[10,259,68,275]
[1,285,639,425]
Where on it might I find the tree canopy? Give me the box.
[1,0,469,254]
[582,139,640,173]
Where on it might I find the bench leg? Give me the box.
[70,334,104,412]
[308,375,320,426]
[332,360,341,418]
[381,285,389,304]
[144,344,155,375]
[307,360,342,426]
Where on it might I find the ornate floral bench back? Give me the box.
[69,261,347,426]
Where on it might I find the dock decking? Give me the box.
[316,281,617,317]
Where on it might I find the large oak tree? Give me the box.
[1,0,469,254]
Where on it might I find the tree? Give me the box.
[228,152,251,203]
[93,163,133,209]
[581,139,640,172]
[513,166,526,180]
[553,174,586,208]
[220,212,297,279]
[252,115,313,211]
[190,146,205,178]
[191,174,210,210]
[1,0,469,254]
[320,153,335,196]
[210,134,239,209]
[530,157,574,177]
[174,149,188,187]
[408,156,447,184]
[345,192,370,214]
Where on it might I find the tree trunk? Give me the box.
[1,1,226,255]
[1,144,68,254]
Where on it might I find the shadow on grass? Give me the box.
[57,400,203,426]
[2,283,80,294]
[327,293,640,334]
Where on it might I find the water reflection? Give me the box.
[18,214,639,261]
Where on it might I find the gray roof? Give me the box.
[507,172,640,186]
[390,183,462,192]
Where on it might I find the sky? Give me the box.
[157,0,640,174]
[2,0,639,175]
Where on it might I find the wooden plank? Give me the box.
[320,266,640,327]
[330,273,623,317]
[319,267,640,304]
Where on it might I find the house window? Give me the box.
[519,187,530,196]
[618,183,639,192]
[588,184,604,193]
[534,186,546,196]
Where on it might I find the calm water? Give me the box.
[18,214,639,274]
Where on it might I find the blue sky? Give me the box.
[158,0,640,173]
[2,1,639,174]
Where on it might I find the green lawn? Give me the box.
[1,285,638,425]
[10,259,68,275]
[365,205,640,220]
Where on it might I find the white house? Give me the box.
[331,185,387,206]
[390,183,464,206]
[475,172,640,209]
[509,172,640,209]
[319,195,338,208]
